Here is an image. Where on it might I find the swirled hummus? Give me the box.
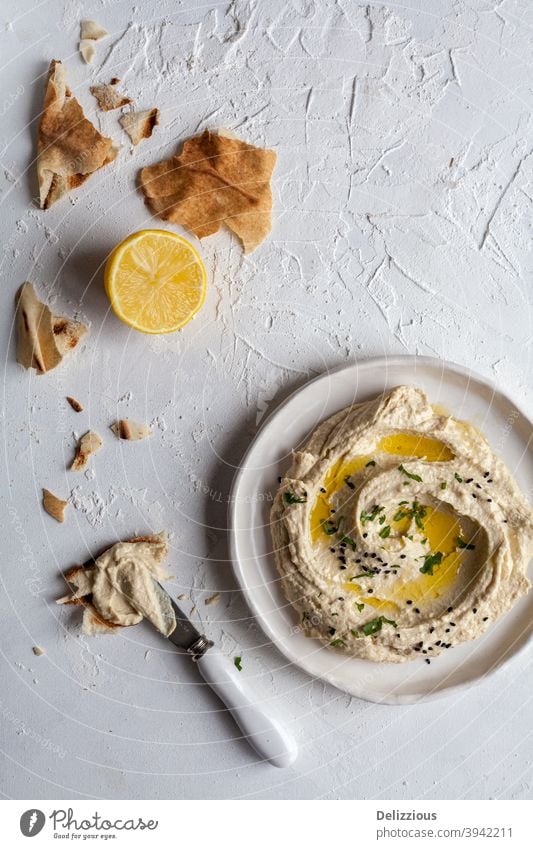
[271,386,532,663]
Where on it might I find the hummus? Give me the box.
[57,532,176,637]
[271,386,533,663]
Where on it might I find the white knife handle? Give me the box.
[196,649,297,768]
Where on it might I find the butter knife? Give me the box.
[159,585,297,768]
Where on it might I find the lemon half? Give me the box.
[104,230,207,334]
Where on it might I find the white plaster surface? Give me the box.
[0,0,531,800]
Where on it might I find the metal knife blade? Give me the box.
[162,587,214,658]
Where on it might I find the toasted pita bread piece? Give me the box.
[79,40,96,64]
[16,283,88,374]
[110,419,152,441]
[71,430,102,471]
[37,60,117,208]
[90,79,132,112]
[80,20,108,40]
[42,489,68,522]
[120,108,159,145]
[138,130,276,253]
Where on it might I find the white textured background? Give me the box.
[0,0,531,800]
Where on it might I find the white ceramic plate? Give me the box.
[229,356,533,704]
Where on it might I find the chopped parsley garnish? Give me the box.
[393,508,409,521]
[440,481,447,490]
[322,519,337,535]
[365,459,376,467]
[330,638,345,648]
[355,602,365,612]
[234,656,243,671]
[420,551,443,575]
[328,627,336,636]
[378,524,391,538]
[360,504,384,525]
[362,615,397,636]
[454,472,463,483]
[456,536,475,550]
[398,464,423,482]
[353,566,377,578]
[283,490,307,504]
[340,535,357,551]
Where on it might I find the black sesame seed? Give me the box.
[363,532,368,539]
[414,647,421,652]
[396,633,401,638]
[483,471,490,478]
[330,547,336,553]
[367,589,373,594]
[472,493,477,498]
[371,553,377,558]
[483,616,489,621]
[417,641,423,647]
[400,554,406,559]
[435,640,441,646]
[466,477,473,483]
[355,558,362,564]
[331,509,336,514]
[487,498,492,503]
[337,597,344,601]
[363,552,369,558]
[450,622,456,627]
[475,483,482,489]
[339,565,347,570]
[472,607,477,614]
[447,606,453,612]
[429,626,435,633]
[277,476,282,483]
[487,478,493,483]
[320,487,326,493]
[445,628,451,633]
[425,658,431,664]
[422,650,427,654]
[414,608,420,614]
[406,600,413,605]
[338,556,346,564]
[428,646,433,650]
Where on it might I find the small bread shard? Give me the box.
[66,396,83,412]
[37,60,117,209]
[80,20,108,40]
[32,646,45,656]
[16,283,88,374]
[120,108,159,145]
[57,532,175,636]
[71,430,102,471]
[110,419,152,441]
[90,80,133,112]
[79,40,96,64]
[138,129,277,253]
[42,488,68,522]
[205,592,221,606]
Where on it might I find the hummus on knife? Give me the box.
[271,386,533,662]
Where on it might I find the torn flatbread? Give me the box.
[37,60,116,208]
[138,130,276,253]
[120,108,159,145]
[16,283,88,374]
[71,430,102,471]
[90,80,132,112]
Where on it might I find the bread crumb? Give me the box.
[205,592,221,606]
[71,431,102,471]
[32,646,45,656]
[42,489,68,522]
[66,396,83,413]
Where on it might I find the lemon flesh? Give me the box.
[104,229,206,334]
